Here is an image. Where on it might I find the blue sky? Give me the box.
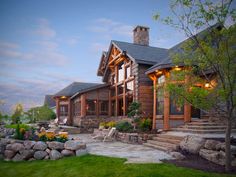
[1,0,231,113]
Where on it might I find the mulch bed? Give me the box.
[162,151,236,174]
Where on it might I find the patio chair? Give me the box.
[103,127,117,142]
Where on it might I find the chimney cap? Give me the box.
[133,25,150,32]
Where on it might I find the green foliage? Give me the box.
[25,105,56,123]
[99,121,116,129]
[12,104,24,124]
[127,102,142,119]
[115,121,133,132]
[139,118,152,132]
[5,124,30,130]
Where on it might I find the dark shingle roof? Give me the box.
[54,82,102,97]
[146,23,224,74]
[44,95,56,108]
[112,40,168,65]
[70,83,110,99]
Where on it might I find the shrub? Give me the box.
[115,121,133,132]
[139,118,152,132]
[106,121,116,128]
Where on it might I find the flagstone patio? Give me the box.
[69,134,173,163]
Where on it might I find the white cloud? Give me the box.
[33,18,56,38]
[89,18,133,38]
[66,36,79,46]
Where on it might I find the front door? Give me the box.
[191,106,201,118]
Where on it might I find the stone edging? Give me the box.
[0,138,87,161]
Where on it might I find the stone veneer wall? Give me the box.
[115,132,155,144]
[74,116,131,133]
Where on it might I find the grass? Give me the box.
[0,155,235,177]
[5,124,30,130]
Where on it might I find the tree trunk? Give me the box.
[225,116,232,172]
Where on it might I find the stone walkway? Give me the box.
[69,134,173,163]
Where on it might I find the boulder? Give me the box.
[0,138,10,146]
[204,140,221,150]
[215,143,236,155]
[180,135,205,154]
[4,150,16,159]
[64,140,86,151]
[232,158,236,166]
[45,148,51,154]
[76,149,88,157]
[34,151,48,160]
[19,149,34,160]
[12,153,24,161]
[6,144,12,150]
[61,149,75,157]
[169,151,185,160]
[33,142,47,151]
[199,149,225,166]
[23,141,36,150]
[49,150,62,160]
[44,155,49,160]
[47,141,64,150]
[10,143,24,152]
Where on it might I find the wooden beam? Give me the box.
[123,60,126,116]
[152,78,157,130]
[184,103,191,123]
[163,89,170,130]
[67,99,72,125]
[96,90,99,118]
[115,65,118,117]
[81,94,86,117]
[56,99,60,119]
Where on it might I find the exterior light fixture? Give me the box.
[174,66,181,71]
[205,82,210,88]
[61,96,66,99]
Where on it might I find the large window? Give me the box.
[111,100,115,116]
[170,95,184,115]
[125,65,131,79]
[156,88,164,115]
[60,105,68,116]
[118,84,124,95]
[73,101,81,116]
[126,80,134,92]
[100,101,108,115]
[118,63,125,82]
[86,100,96,115]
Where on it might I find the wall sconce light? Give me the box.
[174,66,181,71]
[61,96,66,99]
[205,82,210,88]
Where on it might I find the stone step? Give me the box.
[143,143,172,152]
[187,122,222,126]
[146,140,179,150]
[156,134,184,141]
[152,136,181,145]
[171,128,236,134]
[179,125,227,130]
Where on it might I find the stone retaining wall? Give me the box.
[115,132,155,144]
[0,138,87,161]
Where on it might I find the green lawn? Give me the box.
[0,155,235,177]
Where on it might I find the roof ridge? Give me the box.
[111,40,168,50]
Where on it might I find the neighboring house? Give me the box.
[44,95,56,113]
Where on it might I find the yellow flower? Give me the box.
[58,132,68,139]
[46,132,55,140]
[20,128,25,133]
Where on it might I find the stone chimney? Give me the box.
[133,25,149,46]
